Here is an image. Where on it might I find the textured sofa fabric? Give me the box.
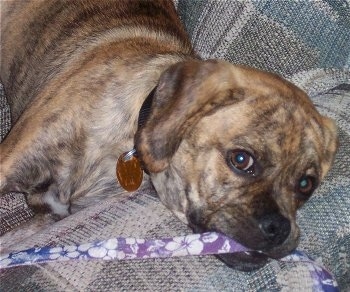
[1,0,349,291]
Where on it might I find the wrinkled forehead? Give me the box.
[245,95,323,144]
[195,94,324,156]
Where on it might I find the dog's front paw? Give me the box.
[216,251,269,271]
[26,184,71,219]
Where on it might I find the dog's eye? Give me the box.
[228,150,256,175]
[297,175,317,198]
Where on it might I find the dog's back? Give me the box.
[1,0,193,123]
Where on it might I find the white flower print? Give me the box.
[103,238,118,250]
[48,245,80,260]
[106,249,117,259]
[165,234,204,256]
[125,238,145,245]
[202,232,219,243]
[88,246,108,258]
[218,239,231,253]
[126,238,137,245]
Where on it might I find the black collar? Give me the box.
[134,86,157,175]
[137,86,157,129]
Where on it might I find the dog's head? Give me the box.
[135,60,338,270]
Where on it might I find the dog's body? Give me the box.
[0,0,338,269]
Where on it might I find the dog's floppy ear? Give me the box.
[135,59,244,173]
[319,116,338,179]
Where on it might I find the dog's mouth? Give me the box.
[216,251,269,271]
[190,224,294,271]
[216,244,299,271]
[216,242,296,271]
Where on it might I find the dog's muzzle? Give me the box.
[216,213,292,271]
[188,209,294,271]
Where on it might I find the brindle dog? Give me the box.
[0,0,338,270]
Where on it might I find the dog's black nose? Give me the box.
[258,213,291,245]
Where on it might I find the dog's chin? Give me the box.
[216,248,295,271]
[219,243,297,271]
[216,251,269,271]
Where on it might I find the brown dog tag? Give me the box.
[116,151,143,192]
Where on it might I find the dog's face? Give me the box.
[136,59,338,269]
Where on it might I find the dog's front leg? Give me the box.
[0,118,73,219]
